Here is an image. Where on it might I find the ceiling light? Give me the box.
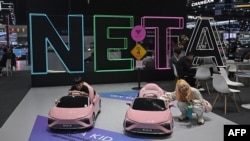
[235,4,250,8]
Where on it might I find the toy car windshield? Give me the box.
[57,96,89,108]
[132,98,166,111]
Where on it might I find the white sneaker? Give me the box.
[197,117,205,125]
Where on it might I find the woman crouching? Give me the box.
[175,79,205,125]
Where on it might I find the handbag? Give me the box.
[203,99,212,113]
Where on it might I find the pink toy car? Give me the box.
[48,84,101,130]
[123,83,174,135]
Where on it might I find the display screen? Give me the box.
[223,33,237,41]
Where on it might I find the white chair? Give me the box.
[212,61,220,74]
[5,59,13,77]
[219,67,244,103]
[219,67,244,87]
[172,64,179,80]
[243,59,250,63]
[194,66,212,95]
[212,73,241,115]
[226,60,237,78]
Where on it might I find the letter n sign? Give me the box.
[29,14,84,74]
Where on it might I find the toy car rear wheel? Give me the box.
[98,100,101,113]
[91,114,96,128]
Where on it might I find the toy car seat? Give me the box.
[83,82,95,100]
[139,83,164,98]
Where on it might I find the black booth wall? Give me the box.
[31,69,175,87]
[26,0,187,87]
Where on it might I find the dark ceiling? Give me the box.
[2,0,250,31]
[2,0,187,25]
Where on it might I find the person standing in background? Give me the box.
[175,52,197,87]
[8,48,17,70]
[0,48,11,76]
[169,47,181,70]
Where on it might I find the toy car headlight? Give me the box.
[124,120,134,128]
[161,123,171,130]
[48,118,55,125]
[80,118,90,124]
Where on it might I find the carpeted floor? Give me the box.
[0,70,31,128]
[0,71,249,128]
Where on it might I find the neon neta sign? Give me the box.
[191,0,214,7]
